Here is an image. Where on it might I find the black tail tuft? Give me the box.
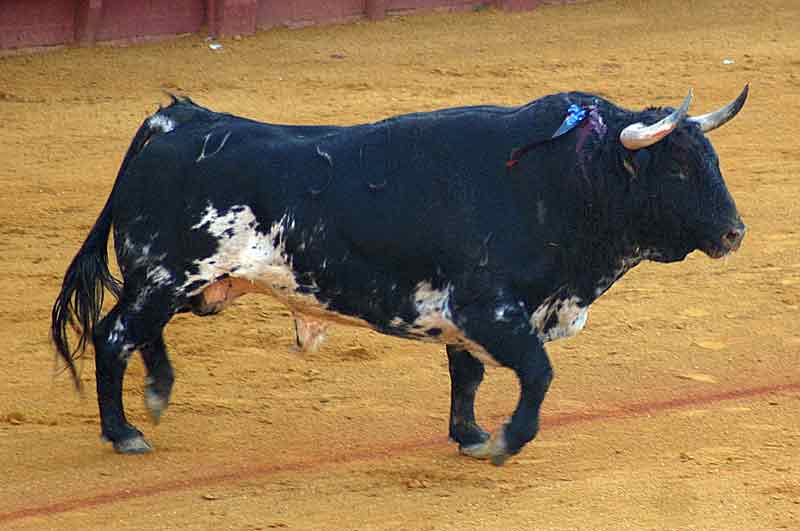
[51,200,121,390]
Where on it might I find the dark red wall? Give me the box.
[386,0,479,14]
[0,0,75,49]
[258,0,366,29]
[92,0,206,42]
[0,0,549,51]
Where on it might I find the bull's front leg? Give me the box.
[455,298,553,465]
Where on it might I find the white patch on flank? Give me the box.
[132,264,175,312]
[118,233,175,311]
[530,295,588,343]
[183,204,295,295]
[148,114,175,133]
[146,265,173,286]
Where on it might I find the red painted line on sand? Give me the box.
[2,381,798,524]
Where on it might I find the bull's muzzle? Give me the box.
[721,222,746,253]
[708,221,746,258]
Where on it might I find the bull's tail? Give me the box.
[51,111,162,390]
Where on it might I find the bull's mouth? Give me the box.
[701,244,731,260]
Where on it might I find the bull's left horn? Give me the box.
[687,84,749,133]
[620,89,693,150]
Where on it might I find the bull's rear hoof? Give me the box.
[113,435,153,454]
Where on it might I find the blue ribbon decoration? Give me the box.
[551,104,588,139]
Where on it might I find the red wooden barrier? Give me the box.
[0,0,546,51]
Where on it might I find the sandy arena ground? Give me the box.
[1,0,799,529]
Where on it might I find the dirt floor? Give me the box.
[1,0,799,529]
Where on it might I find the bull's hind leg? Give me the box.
[446,345,490,455]
[141,333,174,425]
[93,290,176,453]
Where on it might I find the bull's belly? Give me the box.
[192,276,492,359]
[192,276,373,329]
[191,275,589,369]
[192,276,376,353]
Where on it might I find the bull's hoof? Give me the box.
[459,440,492,459]
[458,426,511,465]
[144,387,169,425]
[113,435,153,454]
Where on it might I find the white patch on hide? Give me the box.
[148,114,175,133]
[146,265,173,286]
[133,265,175,311]
[410,282,493,363]
[412,282,454,329]
[530,295,588,342]
[109,317,125,344]
[183,204,295,295]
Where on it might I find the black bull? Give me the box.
[52,87,748,464]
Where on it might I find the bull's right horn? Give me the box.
[687,84,749,133]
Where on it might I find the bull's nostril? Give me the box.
[723,227,745,249]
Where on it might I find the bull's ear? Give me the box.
[620,90,692,150]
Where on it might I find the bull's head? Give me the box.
[618,86,748,262]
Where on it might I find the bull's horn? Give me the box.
[687,84,749,133]
[620,89,693,150]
